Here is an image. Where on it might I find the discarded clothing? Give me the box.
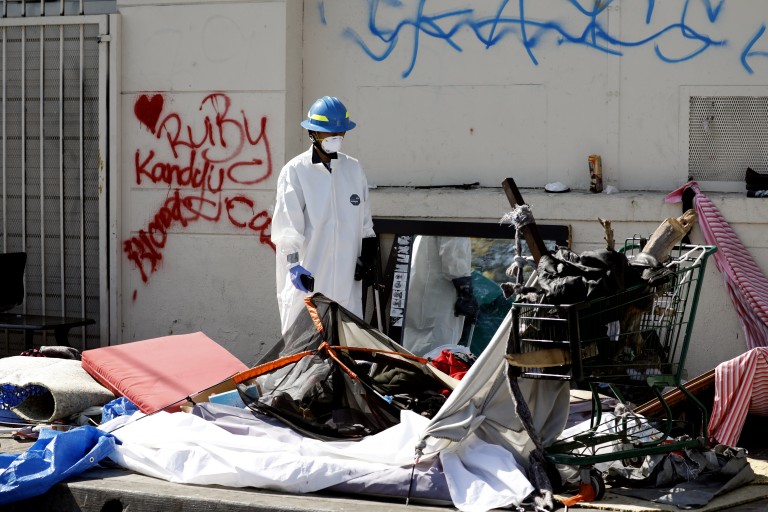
[534,248,645,305]
[19,345,81,360]
[559,411,755,508]
[610,444,754,509]
[708,347,768,447]
[745,167,768,194]
[429,349,477,380]
[667,181,768,350]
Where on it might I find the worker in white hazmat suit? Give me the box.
[271,96,377,334]
[402,236,479,356]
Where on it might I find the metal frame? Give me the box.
[0,13,115,351]
[371,217,571,344]
[373,218,571,244]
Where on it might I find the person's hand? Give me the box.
[289,265,314,292]
[452,276,479,323]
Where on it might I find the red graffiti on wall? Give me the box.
[124,93,275,286]
[134,94,164,134]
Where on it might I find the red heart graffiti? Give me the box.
[134,94,164,134]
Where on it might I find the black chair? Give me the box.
[0,252,26,312]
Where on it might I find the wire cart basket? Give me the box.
[508,241,717,501]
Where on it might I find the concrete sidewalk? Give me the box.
[2,466,452,512]
[2,431,768,512]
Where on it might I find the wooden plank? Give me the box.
[633,368,716,415]
[505,348,571,368]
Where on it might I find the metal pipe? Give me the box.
[2,26,7,352]
[59,24,64,315]
[79,23,85,343]
[21,25,27,314]
[2,27,6,253]
[40,24,46,316]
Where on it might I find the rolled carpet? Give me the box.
[0,356,114,422]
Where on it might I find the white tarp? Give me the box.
[100,309,568,512]
[421,309,570,466]
[102,405,532,512]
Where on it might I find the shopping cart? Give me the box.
[507,240,717,502]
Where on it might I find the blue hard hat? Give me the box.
[300,96,356,132]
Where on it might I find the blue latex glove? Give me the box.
[289,264,314,292]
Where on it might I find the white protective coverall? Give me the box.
[272,147,375,334]
[402,236,472,356]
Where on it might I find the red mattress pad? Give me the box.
[81,332,248,413]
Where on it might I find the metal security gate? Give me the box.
[0,10,112,355]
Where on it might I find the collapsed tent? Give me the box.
[233,294,459,440]
[100,293,570,511]
[233,292,570,476]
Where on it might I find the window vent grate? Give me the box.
[689,96,768,182]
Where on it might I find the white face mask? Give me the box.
[320,135,343,154]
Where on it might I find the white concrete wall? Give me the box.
[115,0,768,376]
[116,0,302,364]
[305,0,768,191]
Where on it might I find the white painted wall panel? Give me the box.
[121,232,277,365]
[304,0,768,192]
[357,85,547,187]
[117,2,292,362]
[120,2,286,92]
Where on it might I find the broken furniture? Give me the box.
[0,251,95,351]
[0,313,96,352]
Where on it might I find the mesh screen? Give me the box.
[0,21,102,353]
[689,96,768,182]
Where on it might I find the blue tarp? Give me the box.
[0,426,118,504]
[101,397,140,423]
